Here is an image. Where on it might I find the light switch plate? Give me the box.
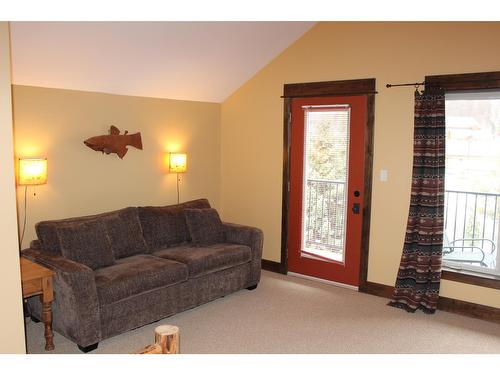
[380,169,388,182]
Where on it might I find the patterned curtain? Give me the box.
[388,88,446,314]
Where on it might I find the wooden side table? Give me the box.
[20,257,55,351]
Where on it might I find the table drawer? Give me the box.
[23,279,42,297]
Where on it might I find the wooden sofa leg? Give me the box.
[78,343,99,353]
[246,284,258,291]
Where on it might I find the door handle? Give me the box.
[352,203,360,215]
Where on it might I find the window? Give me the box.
[301,105,350,263]
[425,71,500,287]
[443,90,500,276]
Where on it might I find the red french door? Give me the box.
[287,95,367,287]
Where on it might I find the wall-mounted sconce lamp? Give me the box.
[19,158,48,186]
[169,153,187,204]
[18,158,48,248]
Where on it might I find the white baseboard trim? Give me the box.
[287,271,359,291]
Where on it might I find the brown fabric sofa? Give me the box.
[22,199,263,352]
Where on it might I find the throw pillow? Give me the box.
[56,219,115,270]
[184,208,225,246]
[138,199,211,251]
[101,208,148,258]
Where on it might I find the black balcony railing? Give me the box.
[303,184,499,268]
[444,190,500,268]
[303,179,346,253]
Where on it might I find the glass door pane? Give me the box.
[301,105,350,263]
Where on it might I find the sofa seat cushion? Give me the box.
[153,243,252,278]
[94,255,188,305]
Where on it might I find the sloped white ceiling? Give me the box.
[10,21,315,103]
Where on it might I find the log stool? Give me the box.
[137,325,180,354]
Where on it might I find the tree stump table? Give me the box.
[137,325,180,354]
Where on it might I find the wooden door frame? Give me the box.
[279,78,376,292]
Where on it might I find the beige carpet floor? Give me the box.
[26,270,500,354]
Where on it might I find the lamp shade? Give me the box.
[18,158,48,185]
[169,153,187,173]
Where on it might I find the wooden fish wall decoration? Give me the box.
[84,125,143,159]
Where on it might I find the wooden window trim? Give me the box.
[280,78,376,292]
[441,268,500,291]
[426,70,500,290]
[425,71,500,91]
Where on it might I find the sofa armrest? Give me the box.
[23,247,92,274]
[222,222,263,261]
[22,248,101,347]
[223,222,263,286]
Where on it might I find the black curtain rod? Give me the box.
[386,82,425,88]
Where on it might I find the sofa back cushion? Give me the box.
[184,208,225,246]
[56,219,115,270]
[138,199,211,251]
[35,207,147,258]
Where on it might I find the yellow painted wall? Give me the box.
[221,22,500,308]
[0,22,26,354]
[12,85,221,247]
